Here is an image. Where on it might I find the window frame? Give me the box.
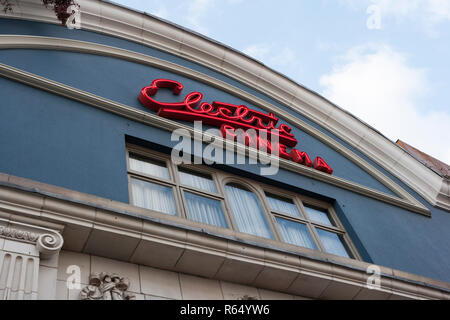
[221,177,277,240]
[126,144,362,261]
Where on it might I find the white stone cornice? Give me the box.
[0,0,448,212]
[437,178,450,211]
[0,182,449,300]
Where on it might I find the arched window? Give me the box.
[225,183,273,239]
[126,146,359,260]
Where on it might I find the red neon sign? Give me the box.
[139,79,333,175]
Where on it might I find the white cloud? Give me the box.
[151,6,169,19]
[320,43,450,164]
[243,44,271,61]
[428,0,450,22]
[243,44,298,69]
[116,0,243,35]
[116,0,169,20]
[186,0,215,34]
[185,0,243,34]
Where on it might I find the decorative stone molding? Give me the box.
[437,178,450,211]
[80,272,136,300]
[0,218,64,300]
[0,219,64,258]
[0,251,39,300]
[36,232,64,259]
[0,226,39,243]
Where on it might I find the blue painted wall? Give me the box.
[1,18,449,283]
[0,47,397,195]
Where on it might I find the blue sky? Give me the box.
[115,0,450,164]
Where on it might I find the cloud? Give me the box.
[185,0,243,35]
[116,0,243,35]
[243,43,298,69]
[320,43,450,164]
[186,0,215,34]
[243,44,271,61]
[151,6,169,19]
[427,0,450,22]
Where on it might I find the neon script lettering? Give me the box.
[139,79,333,175]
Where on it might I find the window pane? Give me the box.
[225,184,273,239]
[316,229,350,258]
[129,154,170,180]
[276,218,316,250]
[130,178,176,215]
[179,168,217,193]
[305,206,333,226]
[266,193,300,217]
[184,192,227,228]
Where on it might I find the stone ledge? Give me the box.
[0,174,448,300]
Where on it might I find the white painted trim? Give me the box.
[0,0,448,212]
[0,61,430,215]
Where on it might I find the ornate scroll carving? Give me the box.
[36,232,64,258]
[0,226,40,242]
[80,273,136,300]
[0,220,64,258]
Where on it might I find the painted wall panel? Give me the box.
[0,48,396,196]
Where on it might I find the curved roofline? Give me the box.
[0,0,448,212]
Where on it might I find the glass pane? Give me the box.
[316,228,350,258]
[266,193,300,217]
[179,168,217,193]
[276,217,316,250]
[225,184,273,239]
[305,206,333,226]
[129,154,170,180]
[184,192,227,228]
[130,178,176,215]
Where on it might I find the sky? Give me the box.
[115,0,450,164]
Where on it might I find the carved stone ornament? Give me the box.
[80,272,136,300]
[0,222,64,258]
[0,226,40,242]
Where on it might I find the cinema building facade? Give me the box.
[0,0,449,300]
